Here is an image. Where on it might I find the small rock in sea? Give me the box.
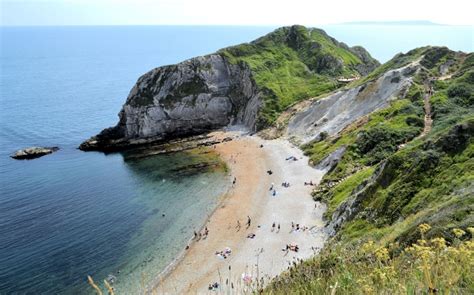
[11,146,59,160]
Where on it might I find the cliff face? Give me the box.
[80,25,379,151]
[301,47,473,242]
[287,61,419,144]
[80,54,260,151]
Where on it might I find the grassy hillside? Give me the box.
[265,48,474,294]
[219,25,379,128]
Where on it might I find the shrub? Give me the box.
[447,82,470,97]
[405,116,425,128]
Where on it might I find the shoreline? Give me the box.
[152,131,327,294]
[146,131,246,292]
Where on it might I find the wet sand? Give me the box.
[153,132,327,294]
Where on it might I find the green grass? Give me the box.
[264,228,474,295]
[219,26,379,128]
[264,47,474,294]
[304,98,424,180]
[324,167,375,218]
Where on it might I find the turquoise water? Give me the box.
[0,25,472,294]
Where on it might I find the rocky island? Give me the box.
[81,25,473,294]
[11,146,59,160]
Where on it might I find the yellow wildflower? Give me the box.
[430,237,446,249]
[417,239,428,246]
[374,247,390,262]
[466,227,474,236]
[452,228,466,238]
[371,268,388,283]
[406,244,433,260]
[361,283,374,294]
[361,240,376,254]
[463,240,474,250]
[418,223,431,234]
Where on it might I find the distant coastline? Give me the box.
[340,20,445,26]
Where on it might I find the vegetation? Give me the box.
[272,48,473,293]
[219,25,379,128]
[265,225,474,294]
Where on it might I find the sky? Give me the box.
[1,0,473,26]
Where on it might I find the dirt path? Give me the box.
[420,83,433,137]
[398,82,433,150]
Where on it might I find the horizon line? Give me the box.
[1,21,473,28]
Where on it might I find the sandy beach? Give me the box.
[153,132,327,294]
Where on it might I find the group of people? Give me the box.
[282,243,299,253]
[208,282,219,291]
[291,222,309,232]
[281,182,290,188]
[304,180,315,186]
[269,183,278,196]
[215,247,232,259]
[193,227,209,241]
[271,222,281,232]
[236,216,252,232]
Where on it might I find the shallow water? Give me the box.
[0,25,472,294]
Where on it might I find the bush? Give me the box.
[355,126,418,164]
[447,83,471,99]
[319,131,329,140]
[405,116,425,128]
[265,225,474,295]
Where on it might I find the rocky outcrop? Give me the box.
[80,26,381,151]
[325,161,387,236]
[348,46,381,76]
[11,147,59,160]
[287,61,419,144]
[80,54,261,151]
[122,134,233,160]
[315,146,347,173]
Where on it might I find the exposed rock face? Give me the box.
[287,62,419,144]
[315,146,347,173]
[348,46,381,75]
[80,54,261,151]
[11,147,59,160]
[325,161,387,236]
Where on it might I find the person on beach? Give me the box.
[204,227,209,237]
[236,220,241,231]
[194,231,198,239]
[233,177,236,186]
[247,216,251,228]
[277,223,280,232]
[272,190,276,196]
[272,222,275,232]
[269,183,274,191]
[291,222,295,231]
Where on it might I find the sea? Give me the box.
[0,25,472,294]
